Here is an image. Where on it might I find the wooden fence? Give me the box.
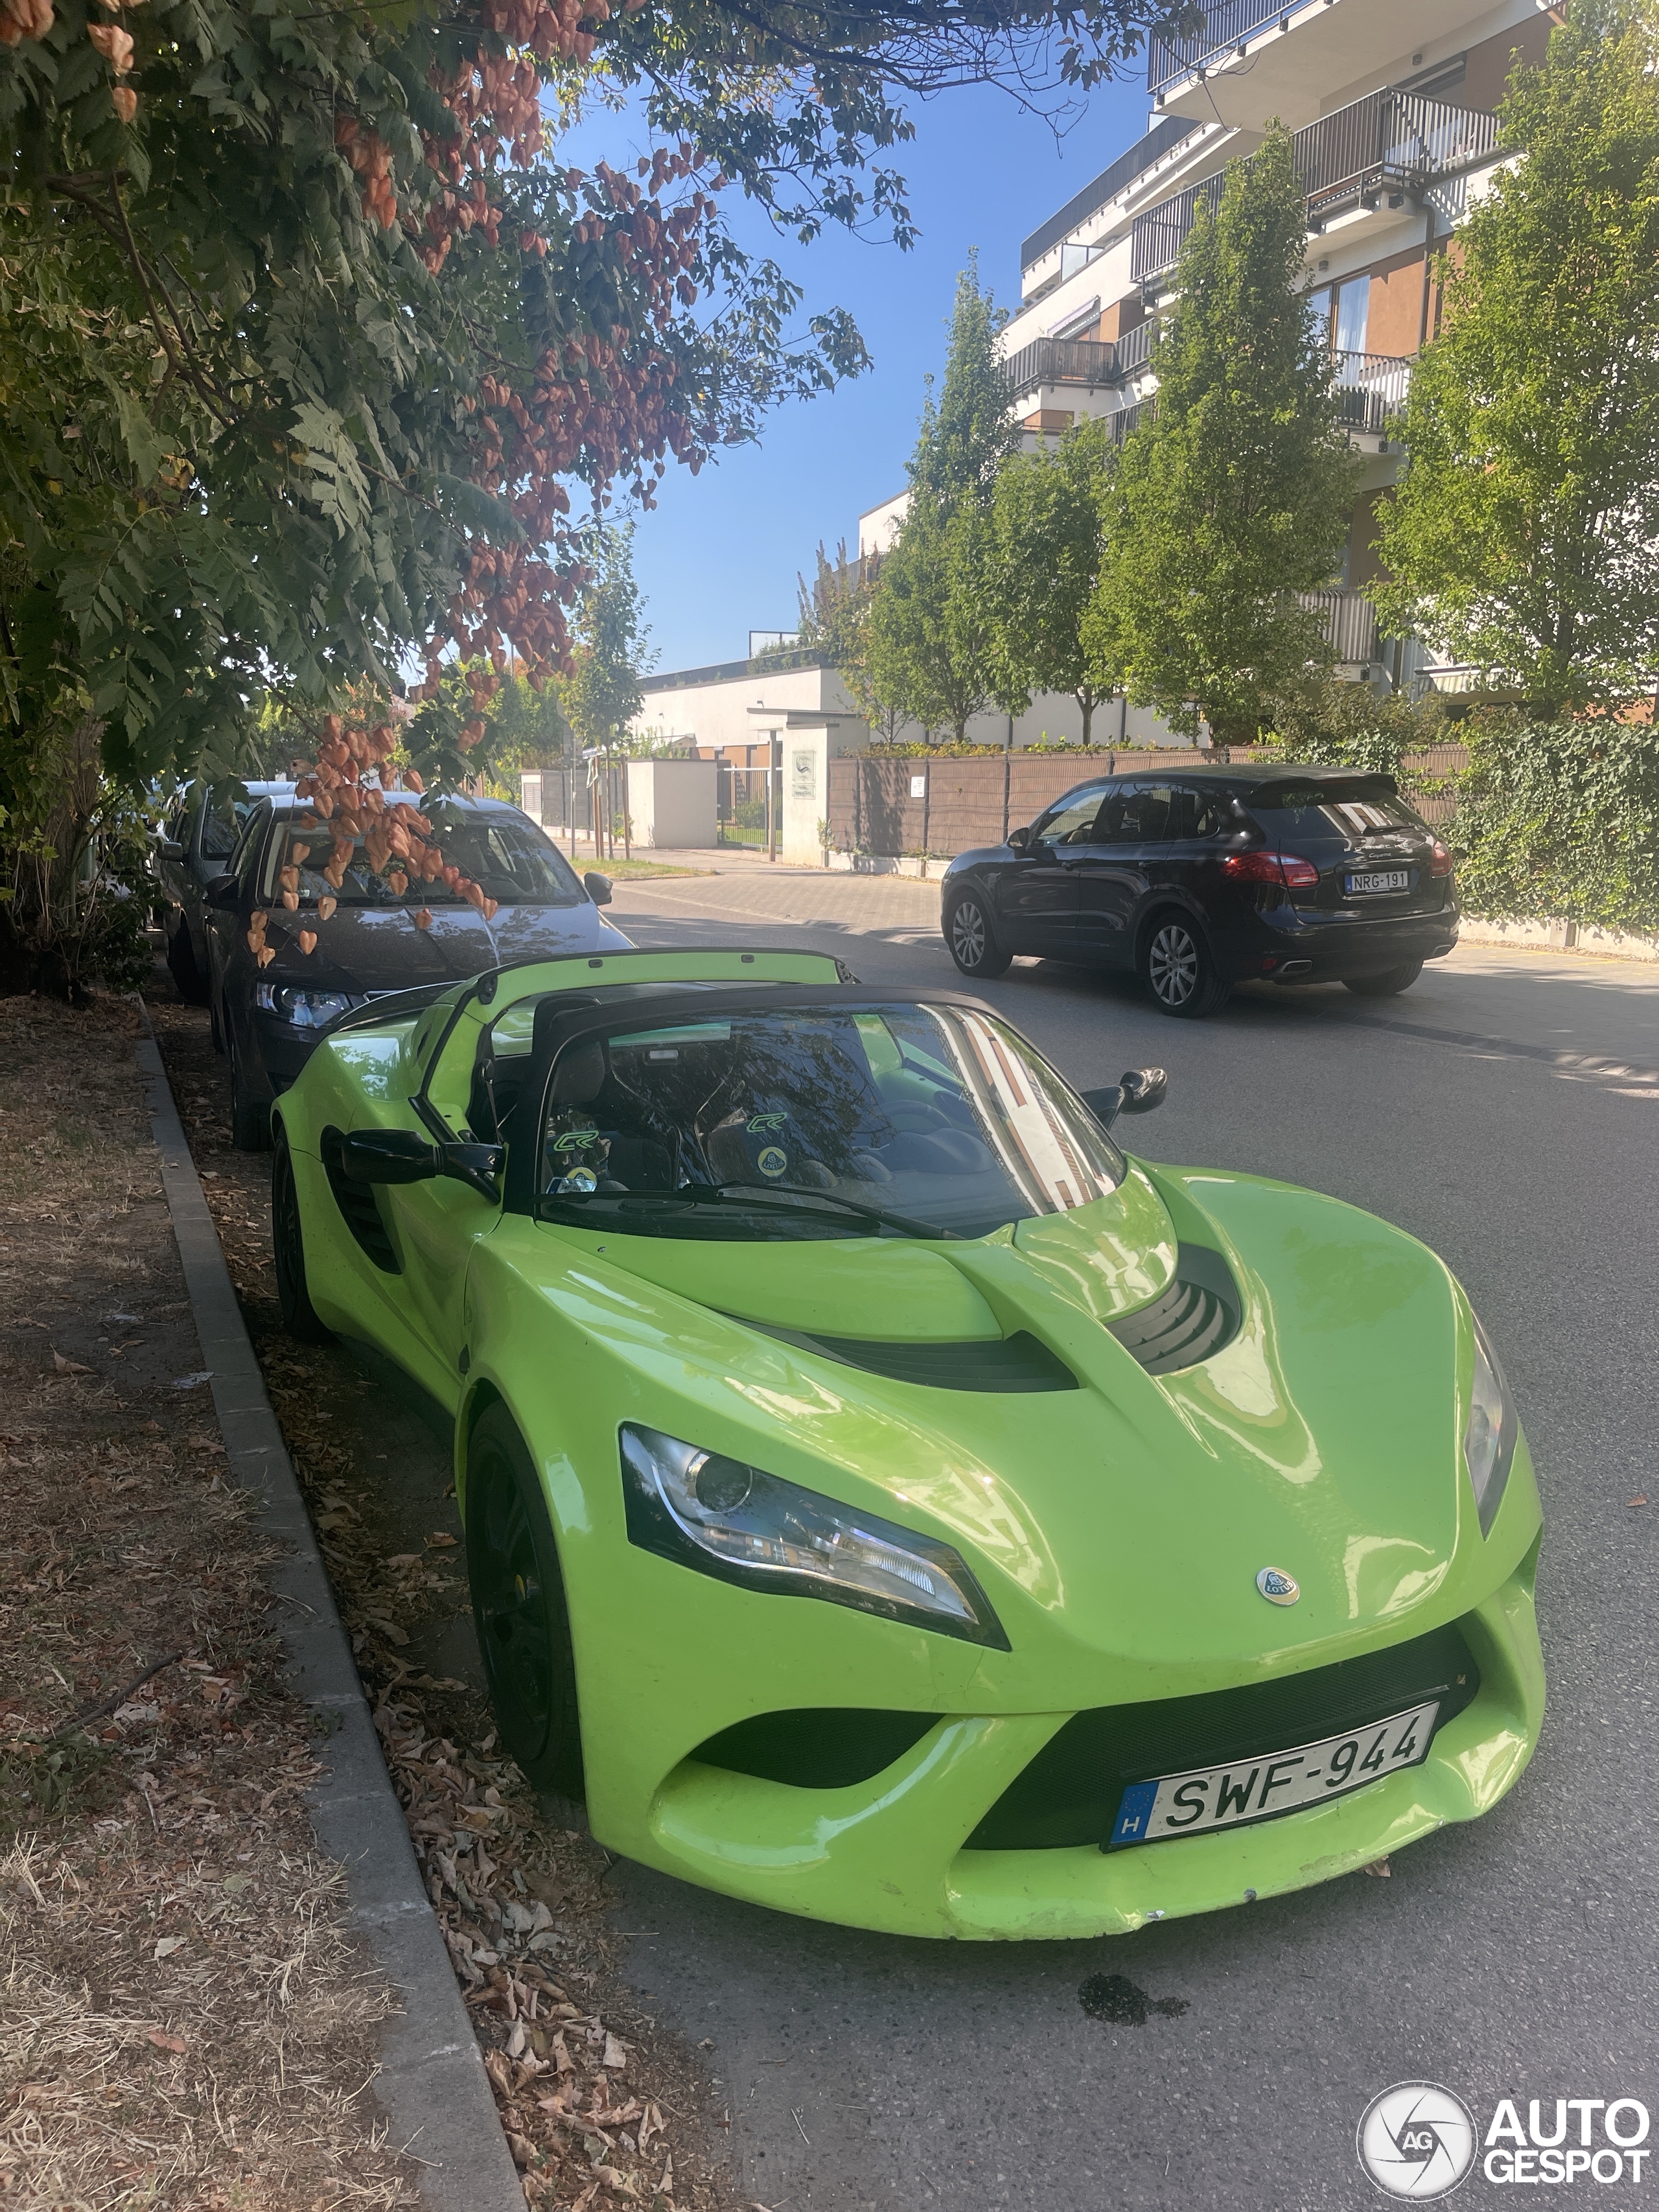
[825,745,1465,858]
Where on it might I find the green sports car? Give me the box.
[269,946,1544,1940]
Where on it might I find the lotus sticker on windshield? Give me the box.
[756,1146,789,1179]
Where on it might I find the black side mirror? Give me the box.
[1006,824,1033,854]
[342,1128,504,1198]
[1081,1067,1168,1128]
[159,838,185,861]
[585,869,613,906]
[205,872,240,911]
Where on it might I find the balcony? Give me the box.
[1130,89,1500,286]
[1002,336,1124,404]
[1148,0,1476,131]
[1299,588,1381,665]
[1332,350,1411,436]
[1149,0,1288,97]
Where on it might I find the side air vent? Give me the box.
[1108,1243,1240,1375]
[745,1323,1077,1393]
[693,1708,939,1789]
[321,1126,401,1274]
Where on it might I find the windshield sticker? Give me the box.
[552,1128,601,1152]
[756,1146,789,1179]
[747,1112,788,1134]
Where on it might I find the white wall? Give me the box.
[625,758,717,850]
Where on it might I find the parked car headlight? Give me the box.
[1465,1309,1518,1537]
[256,983,354,1029]
[620,1423,1008,1648]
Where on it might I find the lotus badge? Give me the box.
[1256,1566,1299,1606]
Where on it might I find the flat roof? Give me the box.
[1020,115,1198,270]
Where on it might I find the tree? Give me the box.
[866,255,1021,742]
[988,414,1111,742]
[1083,126,1362,744]
[795,540,908,743]
[1373,1,1659,714]
[564,523,651,855]
[0,0,1181,984]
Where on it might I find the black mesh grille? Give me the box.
[1108,1244,1240,1375]
[747,1325,1076,1393]
[321,1126,400,1274]
[692,1708,938,1788]
[965,1620,1481,1850]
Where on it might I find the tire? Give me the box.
[166,916,211,1005]
[1141,913,1231,1019]
[272,1133,332,1344]
[467,1403,585,1799]
[945,892,1013,979]
[1344,960,1424,999]
[228,1033,272,1151]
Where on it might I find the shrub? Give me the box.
[1452,720,1659,933]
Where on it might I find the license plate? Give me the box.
[1345,868,1410,894]
[1106,1699,1440,1850]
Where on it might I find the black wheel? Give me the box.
[228,1033,272,1150]
[945,892,1012,979]
[272,1133,332,1344]
[1344,960,1424,998]
[166,916,211,1005]
[1141,914,1231,1019]
[467,1403,584,1799]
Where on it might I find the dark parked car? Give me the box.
[153,780,295,1003]
[202,792,629,1146]
[940,763,1458,1017]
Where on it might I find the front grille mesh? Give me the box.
[965,1620,1481,1850]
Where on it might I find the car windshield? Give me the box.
[1248,782,1426,840]
[535,1000,1124,1241]
[262,800,585,907]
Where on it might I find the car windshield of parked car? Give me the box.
[535,1000,1125,1241]
[1247,781,1425,839]
[261,802,585,906]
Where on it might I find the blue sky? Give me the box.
[559,65,1155,674]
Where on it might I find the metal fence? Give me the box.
[1130,90,1500,283]
[1332,350,1413,434]
[1298,590,1382,666]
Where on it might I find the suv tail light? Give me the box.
[1429,839,1452,877]
[1222,851,1320,891]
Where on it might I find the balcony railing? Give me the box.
[1149,0,1288,98]
[1130,90,1501,286]
[1002,336,1124,402]
[1115,319,1156,375]
[1332,349,1412,435]
[1299,589,1381,665]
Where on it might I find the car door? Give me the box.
[1073,781,1183,959]
[203,806,269,1050]
[189,792,245,966]
[996,782,1109,953]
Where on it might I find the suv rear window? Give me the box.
[1246,781,1424,839]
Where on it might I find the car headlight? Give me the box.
[1465,1309,1518,1537]
[255,983,354,1029]
[620,1423,1008,1649]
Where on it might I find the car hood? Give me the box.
[263,900,631,993]
[511,1162,1519,1699]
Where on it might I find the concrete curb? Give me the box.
[134,1017,524,2212]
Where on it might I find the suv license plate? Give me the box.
[1106,1698,1441,1850]
[1346,869,1410,894]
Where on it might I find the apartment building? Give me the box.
[1000,0,1560,686]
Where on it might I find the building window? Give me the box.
[1334,275,1370,356]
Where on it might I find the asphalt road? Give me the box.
[590,879,1659,2212]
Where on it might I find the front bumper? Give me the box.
[599,1539,1542,1942]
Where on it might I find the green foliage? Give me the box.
[564,523,652,750]
[987,415,1111,738]
[1265,674,1448,778]
[1084,127,1362,743]
[866,257,1019,741]
[1373,3,1659,714]
[1452,719,1659,931]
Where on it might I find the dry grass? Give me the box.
[0,994,413,2211]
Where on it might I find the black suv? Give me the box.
[940,763,1458,1017]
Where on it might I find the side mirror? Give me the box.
[159,838,185,861]
[343,1128,505,1198]
[585,870,613,906]
[1006,824,1033,854]
[1080,1067,1168,1128]
[1119,1067,1168,1114]
[205,872,240,911]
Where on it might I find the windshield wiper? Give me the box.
[542,1182,957,1240]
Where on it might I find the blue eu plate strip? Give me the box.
[1110,1781,1159,1848]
